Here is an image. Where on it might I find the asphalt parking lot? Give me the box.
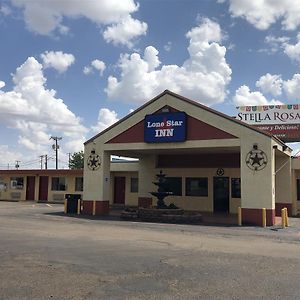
[1,201,300,300]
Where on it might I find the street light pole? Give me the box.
[50,136,62,169]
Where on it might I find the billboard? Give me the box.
[236,104,300,142]
[144,112,186,143]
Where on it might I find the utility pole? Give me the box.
[68,152,71,169]
[45,154,48,170]
[39,155,44,169]
[15,160,20,170]
[50,136,62,169]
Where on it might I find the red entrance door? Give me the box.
[39,176,49,202]
[114,177,125,204]
[26,176,35,200]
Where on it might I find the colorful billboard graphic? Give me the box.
[144,112,186,143]
[236,104,300,142]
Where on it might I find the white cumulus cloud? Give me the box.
[41,51,75,73]
[10,0,147,47]
[0,57,87,155]
[233,85,282,106]
[84,59,106,76]
[105,18,231,106]
[0,145,22,166]
[284,34,300,63]
[239,73,300,104]
[91,108,119,133]
[103,15,147,48]
[263,35,290,53]
[224,0,300,30]
[283,74,300,100]
[262,34,300,65]
[256,73,283,96]
[0,81,5,89]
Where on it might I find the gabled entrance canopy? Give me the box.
[84,90,292,226]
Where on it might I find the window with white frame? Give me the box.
[10,177,24,190]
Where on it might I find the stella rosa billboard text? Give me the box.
[236,104,300,142]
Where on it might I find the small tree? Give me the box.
[69,151,84,169]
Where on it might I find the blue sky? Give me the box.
[1,0,300,169]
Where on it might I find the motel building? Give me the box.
[0,169,84,203]
[2,90,300,226]
[83,90,300,226]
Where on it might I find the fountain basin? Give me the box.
[121,207,202,224]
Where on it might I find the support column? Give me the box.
[291,169,298,216]
[138,154,156,208]
[83,148,110,215]
[240,139,275,226]
[275,155,292,216]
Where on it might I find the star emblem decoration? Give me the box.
[87,153,101,170]
[216,168,224,176]
[246,149,267,171]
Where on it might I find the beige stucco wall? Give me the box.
[109,165,241,213]
[138,155,157,199]
[110,161,139,172]
[0,174,27,201]
[47,175,83,202]
[110,171,138,206]
[83,145,111,201]
[292,169,300,215]
[107,162,242,213]
[147,167,241,213]
[240,136,275,210]
[275,154,292,205]
[0,172,83,202]
[291,159,300,214]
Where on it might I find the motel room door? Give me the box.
[26,176,35,201]
[213,177,229,213]
[114,177,125,204]
[38,176,49,202]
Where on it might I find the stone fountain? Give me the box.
[150,170,175,208]
[121,170,202,224]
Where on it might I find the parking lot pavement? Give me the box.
[1,201,300,300]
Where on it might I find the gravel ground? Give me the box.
[0,201,300,300]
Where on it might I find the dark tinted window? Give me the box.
[231,178,241,198]
[51,177,66,191]
[130,178,138,193]
[186,177,208,196]
[164,177,182,196]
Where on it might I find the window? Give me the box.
[130,177,138,193]
[297,179,300,200]
[186,177,208,196]
[164,177,182,196]
[10,177,24,190]
[231,178,241,198]
[51,177,66,191]
[75,177,83,191]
